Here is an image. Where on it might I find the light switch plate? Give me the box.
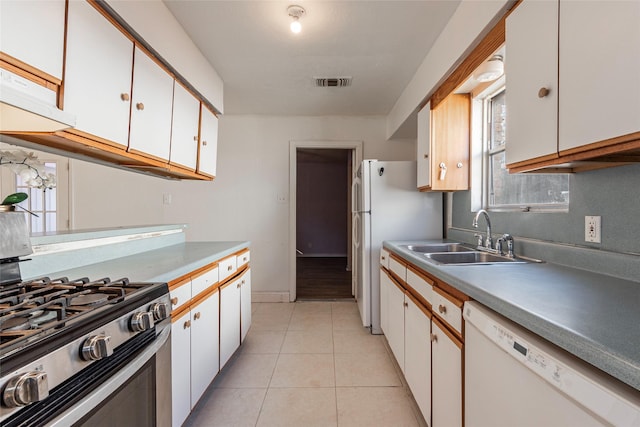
[585,216,601,243]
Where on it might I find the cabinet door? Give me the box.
[430,94,470,191]
[405,296,431,424]
[64,1,133,146]
[386,278,406,373]
[240,269,252,343]
[380,269,390,334]
[171,311,192,427]
[220,279,241,369]
[129,47,174,161]
[198,106,218,177]
[0,0,65,80]
[558,1,640,152]
[416,102,431,189]
[190,290,220,408]
[170,82,200,170]
[505,0,558,165]
[432,318,462,427]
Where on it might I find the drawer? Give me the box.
[406,267,434,306]
[389,255,407,282]
[432,287,463,335]
[191,265,219,297]
[380,248,390,269]
[170,278,191,312]
[218,255,237,282]
[236,249,250,268]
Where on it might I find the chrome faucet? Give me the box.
[496,233,515,258]
[472,209,493,250]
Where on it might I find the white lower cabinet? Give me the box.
[171,309,191,427]
[220,268,252,369]
[432,317,463,427]
[386,275,406,373]
[405,294,432,425]
[240,269,252,342]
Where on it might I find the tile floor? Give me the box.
[184,301,427,427]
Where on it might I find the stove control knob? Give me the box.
[130,311,154,332]
[81,334,113,361]
[3,371,49,407]
[151,302,169,321]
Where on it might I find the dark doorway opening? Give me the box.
[296,148,353,300]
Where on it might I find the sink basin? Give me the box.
[404,243,474,253]
[425,251,526,265]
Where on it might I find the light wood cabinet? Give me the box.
[169,82,200,170]
[416,102,431,189]
[432,317,463,427]
[128,47,174,162]
[198,105,218,177]
[427,94,470,191]
[506,0,640,172]
[0,0,65,80]
[64,0,133,147]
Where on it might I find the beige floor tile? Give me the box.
[185,388,266,427]
[293,301,332,314]
[333,330,387,354]
[270,354,335,387]
[250,312,292,331]
[336,387,420,427]
[213,353,278,388]
[335,352,402,387]
[287,312,333,331]
[281,329,334,353]
[332,311,366,331]
[257,388,337,427]
[256,302,295,316]
[331,301,359,314]
[241,330,286,354]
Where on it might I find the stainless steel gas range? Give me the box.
[0,212,171,426]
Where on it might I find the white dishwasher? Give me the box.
[463,301,640,427]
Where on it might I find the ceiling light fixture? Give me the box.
[473,55,504,82]
[287,5,305,34]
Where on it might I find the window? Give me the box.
[482,87,569,211]
[16,162,58,233]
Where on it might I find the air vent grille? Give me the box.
[315,77,352,87]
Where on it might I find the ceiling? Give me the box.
[163,1,461,116]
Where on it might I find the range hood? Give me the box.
[0,68,75,132]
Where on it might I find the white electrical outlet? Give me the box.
[163,193,172,205]
[585,215,601,243]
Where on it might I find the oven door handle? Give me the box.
[47,325,171,427]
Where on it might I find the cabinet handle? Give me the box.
[381,256,386,260]
[403,301,408,308]
[538,87,550,98]
[424,154,429,159]
[456,162,463,168]
[120,93,130,102]
[202,140,208,146]
[193,136,198,141]
[136,102,145,111]
[194,312,201,320]
[430,333,438,343]
[227,265,233,271]
[183,320,191,329]
[237,283,241,289]
[438,304,447,314]
[242,280,245,285]
[170,297,178,306]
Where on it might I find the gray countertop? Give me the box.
[384,240,640,392]
[40,241,249,284]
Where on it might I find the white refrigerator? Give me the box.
[352,160,442,334]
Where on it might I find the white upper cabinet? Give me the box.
[0,0,65,80]
[198,106,218,177]
[128,47,174,162]
[505,0,558,165]
[64,1,133,147]
[558,1,640,151]
[416,102,431,189]
[170,82,200,170]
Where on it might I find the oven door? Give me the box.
[2,325,171,427]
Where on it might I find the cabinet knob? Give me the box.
[438,304,447,314]
[403,302,408,308]
[202,140,208,146]
[184,320,191,329]
[120,93,130,102]
[381,256,386,260]
[193,312,201,320]
[456,162,463,168]
[193,136,198,141]
[538,87,550,98]
[170,297,178,306]
[228,265,233,271]
[424,154,429,159]
[237,283,241,289]
[430,333,438,343]
[136,102,145,111]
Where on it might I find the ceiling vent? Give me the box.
[314,77,352,87]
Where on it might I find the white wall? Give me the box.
[69,115,414,297]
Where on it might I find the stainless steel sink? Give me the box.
[424,251,526,265]
[404,243,474,253]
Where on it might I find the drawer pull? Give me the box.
[170,297,178,306]
[430,333,437,343]
[194,312,201,320]
[438,304,447,314]
[136,102,145,111]
[120,93,130,101]
[538,87,550,98]
[183,320,191,329]
[227,265,233,271]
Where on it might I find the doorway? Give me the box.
[289,141,363,302]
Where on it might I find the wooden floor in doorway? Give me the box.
[296,257,352,300]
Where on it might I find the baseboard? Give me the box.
[252,292,290,303]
